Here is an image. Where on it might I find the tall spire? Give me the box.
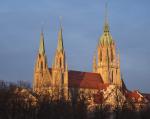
[57,17,64,51]
[39,29,45,54]
[104,2,109,32]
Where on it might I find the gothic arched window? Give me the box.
[41,61,43,70]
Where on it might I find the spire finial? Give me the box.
[105,1,108,25]
[104,1,109,32]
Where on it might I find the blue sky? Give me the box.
[0,0,150,93]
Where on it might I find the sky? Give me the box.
[0,0,150,93]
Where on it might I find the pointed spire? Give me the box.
[39,29,45,54]
[104,2,109,32]
[99,2,113,45]
[57,17,64,51]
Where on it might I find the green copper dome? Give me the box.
[99,23,114,46]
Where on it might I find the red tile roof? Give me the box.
[49,68,107,89]
[68,70,105,89]
[125,90,143,102]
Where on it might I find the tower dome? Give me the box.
[99,28,114,46]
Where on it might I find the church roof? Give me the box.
[49,68,105,89]
[125,90,145,103]
[68,70,104,89]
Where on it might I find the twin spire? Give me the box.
[39,3,109,54]
[38,19,64,55]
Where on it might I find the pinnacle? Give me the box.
[39,31,45,54]
[57,25,64,51]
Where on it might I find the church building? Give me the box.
[33,5,124,102]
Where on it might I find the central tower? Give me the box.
[93,4,122,87]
